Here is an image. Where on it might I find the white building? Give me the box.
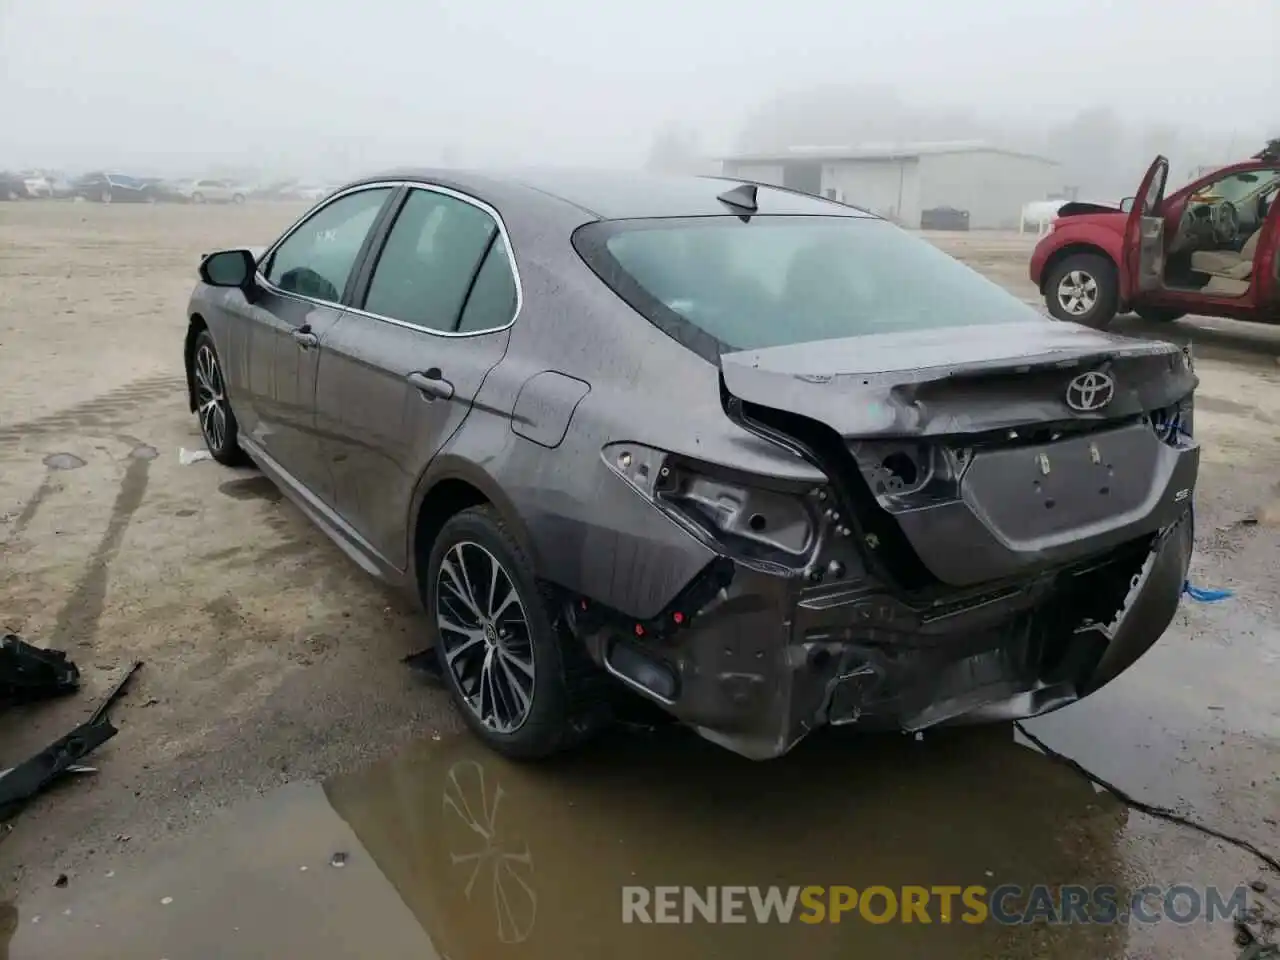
[719,141,1061,229]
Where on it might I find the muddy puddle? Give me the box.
[5,714,1268,960]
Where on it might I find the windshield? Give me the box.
[575,216,1045,355]
[1194,170,1280,203]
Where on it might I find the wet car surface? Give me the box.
[185,170,1200,763]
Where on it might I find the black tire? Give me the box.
[100,189,112,204]
[192,192,205,204]
[1044,253,1119,329]
[1134,306,1185,323]
[191,330,248,466]
[232,193,245,204]
[427,506,605,760]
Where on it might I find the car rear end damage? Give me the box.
[566,327,1198,760]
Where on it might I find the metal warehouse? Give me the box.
[719,141,1061,229]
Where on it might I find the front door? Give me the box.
[314,185,519,570]
[249,185,397,502]
[1123,156,1170,299]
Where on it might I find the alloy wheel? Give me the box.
[194,343,229,451]
[436,541,536,733]
[1056,269,1098,316]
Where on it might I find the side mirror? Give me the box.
[1119,197,1136,214]
[199,249,257,290]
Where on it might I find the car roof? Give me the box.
[349,167,875,221]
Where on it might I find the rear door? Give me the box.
[1123,156,1170,298]
[314,185,518,569]
[243,185,397,500]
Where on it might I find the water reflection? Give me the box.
[325,725,1132,959]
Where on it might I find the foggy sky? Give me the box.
[2,0,1276,176]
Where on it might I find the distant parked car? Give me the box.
[173,179,248,204]
[20,172,54,198]
[47,175,76,199]
[72,173,157,203]
[1030,139,1280,329]
[0,172,26,200]
[251,179,317,201]
[920,206,970,231]
[294,183,337,202]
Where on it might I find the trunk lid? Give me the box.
[719,321,1195,438]
[720,322,1198,588]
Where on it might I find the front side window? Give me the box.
[363,189,500,332]
[265,187,392,303]
[575,216,1046,355]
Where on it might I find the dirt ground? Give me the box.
[0,201,1277,958]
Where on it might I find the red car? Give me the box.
[1030,140,1280,329]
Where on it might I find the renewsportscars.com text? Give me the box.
[621,884,1248,926]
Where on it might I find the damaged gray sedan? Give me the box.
[184,170,1199,760]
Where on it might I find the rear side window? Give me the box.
[573,216,1045,357]
[457,239,518,333]
[265,187,392,303]
[363,189,499,332]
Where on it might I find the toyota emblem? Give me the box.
[1065,371,1115,412]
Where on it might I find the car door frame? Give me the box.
[1122,155,1169,302]
[237,181,406,494]
[344,180,522,337]
[312,179,523,570]
[1252,187,1280,317]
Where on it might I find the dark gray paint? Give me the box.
[185,168,1199,759]
[510,371,591,449]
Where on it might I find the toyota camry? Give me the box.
[183,169,1198,760]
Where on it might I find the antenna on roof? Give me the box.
[716,182,758,219]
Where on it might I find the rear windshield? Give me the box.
[573,216,1045,358]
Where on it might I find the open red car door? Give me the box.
[1123,156,1170,300]
[1255,189,1280,319]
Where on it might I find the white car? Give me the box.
[177,179,248,204]
[294,183,337,201]
[21,173,53,198]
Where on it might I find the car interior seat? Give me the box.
[1190,227,1263,279]
[1189,226,1264,296]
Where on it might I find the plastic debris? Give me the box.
[0,634,80,705]
[1182,580,1234,603]
[0,662,142,821]
[178,447,212,465]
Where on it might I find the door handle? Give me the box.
[292,325,319,348]
[407,369,455,401]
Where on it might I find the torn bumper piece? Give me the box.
[0,660,141,820]
[586,514,1192,761]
